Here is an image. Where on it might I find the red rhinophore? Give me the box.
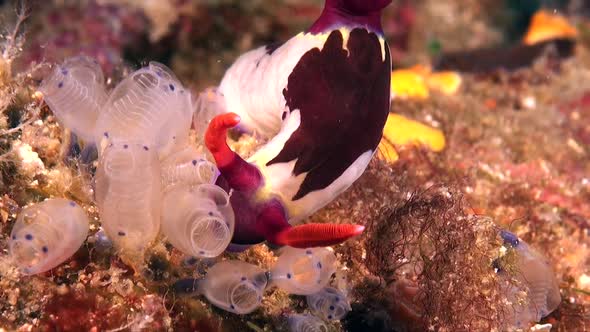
[271,223,365,248]
[205,112,241,168]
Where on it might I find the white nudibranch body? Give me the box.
[39,56,107,143]
[199,260,268,314]
[287,314,329,332]
[270,247,336,295]
[9,199,89,275]
[95,141,161,254]
[95,62,193,158]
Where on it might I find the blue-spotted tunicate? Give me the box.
[94,141,161,255]
[159,142,232,258]
[270,247,336,295]
[192,88,225,145]
[9,199,89,275]
[497,230,561,330]
[307,286,351,321]
[161,184,234,258]
[39,56,234,260]
[185,248,343,315]
[160,145,219,191]
[198,260,268,314]
[39,56,108,143]
[95,62,193,158]
[287,314,329,332]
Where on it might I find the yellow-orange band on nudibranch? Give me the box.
[523,10,578,45]
[377,113,446,163]
[377,136,399,163]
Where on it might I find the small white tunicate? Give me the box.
[95,141,161,254]
[498,230,561,329]
[307,286,351,321]
[270,247,336,295]
[161,184,234,258]
[9,199,89,275]
[95,62,193,158]
[334,268,352,297]
[199,260,268,314]
[287,314,329,332]
[39,56,107,143]
[192,88,227,145]
[160,145,219,191]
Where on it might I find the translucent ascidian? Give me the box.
[193,88,226,145]
[498,230,561,329]
[287,314,329,332]
[160,143,231,258]
[9,199,89,275]
[307,286,351,321]
[199,260,268,314]
[161,184,234,258]
[270,247,336,295]
[95,142,161,255]
[160,145,219,191]
[39,56,107,143]
[95,62,193,158]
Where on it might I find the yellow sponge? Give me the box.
[391,68,429,99]
[523,10,578,45]
[377,113,446,163]
[426,71,462,96]
[391,65,461,99]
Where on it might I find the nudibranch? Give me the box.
[203,0,393,248]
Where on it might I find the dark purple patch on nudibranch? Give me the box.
[265,41,284,55]
[268,29,391,200]
[308,0,391,35]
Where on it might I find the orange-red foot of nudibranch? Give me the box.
[205,112,241,168]
[271,223,365,248]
